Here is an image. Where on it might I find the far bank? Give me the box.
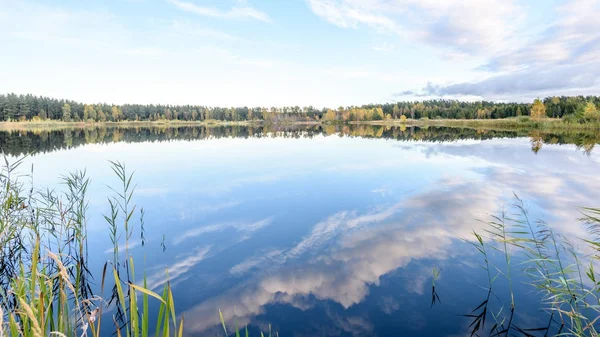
[2,117,598,132]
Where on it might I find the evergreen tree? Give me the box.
[62,103,71,122]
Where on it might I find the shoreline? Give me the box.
[0,120,263,130]
[0,118,598,132]
[366,118,600,130]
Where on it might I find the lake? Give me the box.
[2,124,600,337]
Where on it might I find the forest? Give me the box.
[0,93,599,123]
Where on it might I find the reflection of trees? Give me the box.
[581,143,595,155]
[575,133,599,156]
[1,125,599,157]
[63,129,73,147]
[529,131,543,154]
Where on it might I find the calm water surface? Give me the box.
[2,125,600,337]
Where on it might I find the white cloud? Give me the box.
[103,239,144,254]
[408,0,600,99]
[145,246,211,290]
[229,249,283,274]
[371,185,389,196]
[420,61,600,99]
[180,179,503,333]
[172,216,274,245]
[3,0,598,107]
[169,0,271,22]
[308,0,600,100]
[308,0,525,57]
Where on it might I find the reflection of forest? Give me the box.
[1,124,599,157]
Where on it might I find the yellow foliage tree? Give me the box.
[476,109,488,119]
[112,106,123,121]
[530,99,546,119]
[372,107,384,120]
[583,102,600,122]
[354,108,366,121]
[323,109,337,121]
[400,114,407,122]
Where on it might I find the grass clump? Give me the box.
[219,310,278,337]
[0,156,183,337]
[462,195,600,337]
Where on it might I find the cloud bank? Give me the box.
[309,0,600,100]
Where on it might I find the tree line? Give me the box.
[0,93,599,123]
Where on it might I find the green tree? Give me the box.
[38,108,47,120]
[550,96,561,117]
[83,104,95,121]
[97,109,106,122]
[61,103,71,122]
[95,105,104,122]
[88,105,97,121]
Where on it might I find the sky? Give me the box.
[0,0,599,107]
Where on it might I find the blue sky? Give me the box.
[1,0,599,107]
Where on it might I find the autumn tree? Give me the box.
[476,109,487,119]
[530,99,546,119]
[583,102,600,122]
[95,105,104,122]
[530,132,543,154]
[111,106,122,122]
[83,104,95,121]
[392,104,401,118]
[323,109,337,121]
[372,107,384,120]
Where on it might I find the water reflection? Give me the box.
[182,181,502,334]
[1,124,599,156]
[180,162,600,336]
[4,126,600,336]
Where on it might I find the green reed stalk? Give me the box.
[0,156,183,337]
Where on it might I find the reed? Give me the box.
[219,310,274,337]
[0,156,183,337]
[463,196,600,336]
